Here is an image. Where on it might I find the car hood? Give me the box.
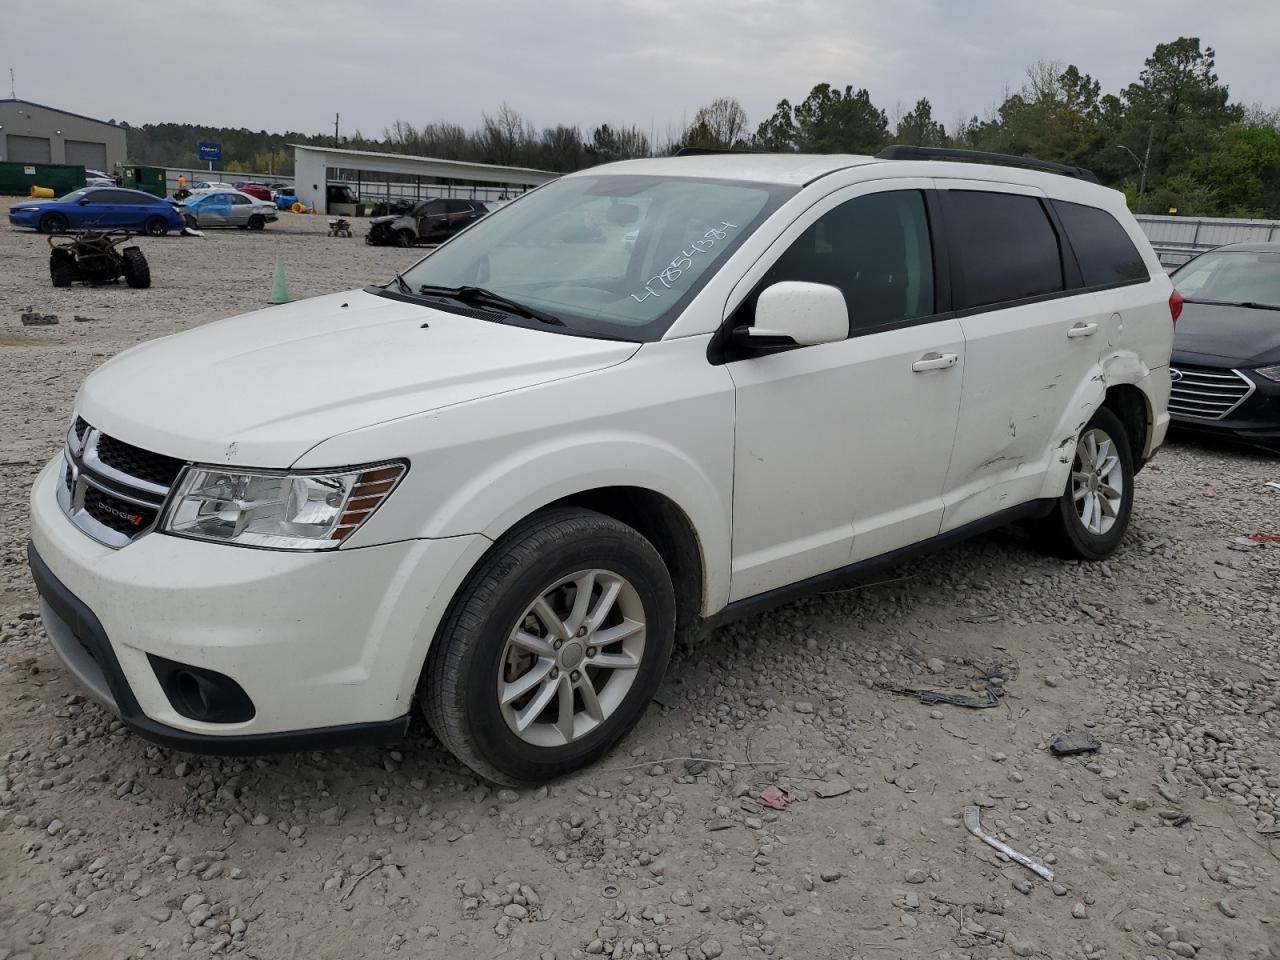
[1172,301,1280,366]
[369,215,405,226]
[77,288,639,467]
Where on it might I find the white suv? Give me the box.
[29,147,1175,784]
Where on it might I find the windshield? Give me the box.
[58,189,90,201]
[398,174,794,340]
[1174,250,1280,310]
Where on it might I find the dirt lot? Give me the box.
[1,197,1278,960]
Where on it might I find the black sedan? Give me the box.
[1168,242,1280,450]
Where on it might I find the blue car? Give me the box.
[8,187,185,236]
[275,190,299,210]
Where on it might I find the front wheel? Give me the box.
[144,216,168,237]
[422,508,676,784]
[40,212,69,234]
[248,215,265,230]
[1034,407,1134,560]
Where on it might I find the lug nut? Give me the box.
[587,647,597,658]
[576,626,587,638]
[570,670,580,682]
[553,639,563,650]
[550,667,559,679]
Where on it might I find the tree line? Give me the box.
[123,36,1280,218]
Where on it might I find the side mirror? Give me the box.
[741,281,849,347]
[79,198,92,205]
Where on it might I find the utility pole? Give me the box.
[334,112,340,148]
[8,68,15,99]
[1139,123,1153,198]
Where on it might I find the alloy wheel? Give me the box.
[1071,427,1124,535]
[497,569,646,748]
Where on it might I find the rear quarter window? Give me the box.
[944,191,1064,310]
[1052,200,1149,287]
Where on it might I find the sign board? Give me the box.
[198,142,222,163]
[23,166,35,175]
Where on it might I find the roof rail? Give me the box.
[875,145,1099,184]
[673,147,741,157]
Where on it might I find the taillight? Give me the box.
[1169,289,1184,325]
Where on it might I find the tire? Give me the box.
[248,215,265,230]
[50,255,75,287]
[184,214,198,230]
[1034,406,1135,560]
[396,229,415,247]
[422,508,676,785]
[40,212,69,234]
[121,247,151,289]
[144,216,168,237]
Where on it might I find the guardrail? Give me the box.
[1136,214,1279,267]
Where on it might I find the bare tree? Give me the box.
[480,103,533,165]
[690,97,749,148]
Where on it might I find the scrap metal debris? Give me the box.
[756,785,797,810]
[876,663,1009,709]
[1049,730,1102,756]
[20,310,58,326]
[963,805,1054,882]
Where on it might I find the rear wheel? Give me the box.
[248,215,266,230]
[144,216,168,237]
[50,254,75,287]
[121,247,151,289]
[40,212,69,234]
[1034,407,1134,560]
[422,508,676,784]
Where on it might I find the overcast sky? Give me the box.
[10,0,1279,141]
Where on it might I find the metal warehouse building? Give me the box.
[0,99,127,172]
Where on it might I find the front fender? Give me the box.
[428,431,730,614]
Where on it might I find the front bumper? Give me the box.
[8,210,39,229]
[1169,369,1280,450]
[28,457,489,753]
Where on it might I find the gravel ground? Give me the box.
[1,197,1278,960]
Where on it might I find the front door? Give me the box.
[724,183,965,601]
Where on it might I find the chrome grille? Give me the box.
[58,419,186,549]
[1168,366,1254,421]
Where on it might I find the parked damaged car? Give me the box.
[366,197,488,247]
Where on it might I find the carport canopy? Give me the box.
[291,144,558,213]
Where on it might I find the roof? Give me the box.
[1216,242,1280,253]
[290,144,556,186]
[0,98,122,128]
[580,153,880,185]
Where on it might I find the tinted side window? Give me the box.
[444,199,472,213]
[760,190,935,334]
[87,190,126,203]
[1052,200,1149,286]
[945,191,1063,309]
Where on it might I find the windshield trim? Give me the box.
[390,174,798,343]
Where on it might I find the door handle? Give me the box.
[911,352,959,372]
[1067,321,1098,338]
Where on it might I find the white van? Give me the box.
[29,147,1175,783]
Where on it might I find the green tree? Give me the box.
[1190,123,1280,217]
[895,98,946,146]
[792,84,889,154]
[753,99,798,151]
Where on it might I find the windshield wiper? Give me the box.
[1183,297,1280,311]
[417,284,565,326]
[389,269,413,296]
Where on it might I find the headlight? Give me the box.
[12,206,39,213]
[163,461,406,550]
[1255,365,1280,382]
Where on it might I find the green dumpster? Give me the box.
[121,165,167,197]
[0,161,86,196]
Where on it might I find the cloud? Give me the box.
[11,0,1277,141]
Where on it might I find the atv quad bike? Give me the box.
[49,229,151,289]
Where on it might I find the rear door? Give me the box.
[228,193,254,225]
[76,188,124,229]
[418,199,448,241]
[444,198,481,236]
[936,182,1097,531]
[724,181,966,600]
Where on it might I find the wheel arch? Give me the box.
[1101,382,1152,473]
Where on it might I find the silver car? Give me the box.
[181,191,278,230]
